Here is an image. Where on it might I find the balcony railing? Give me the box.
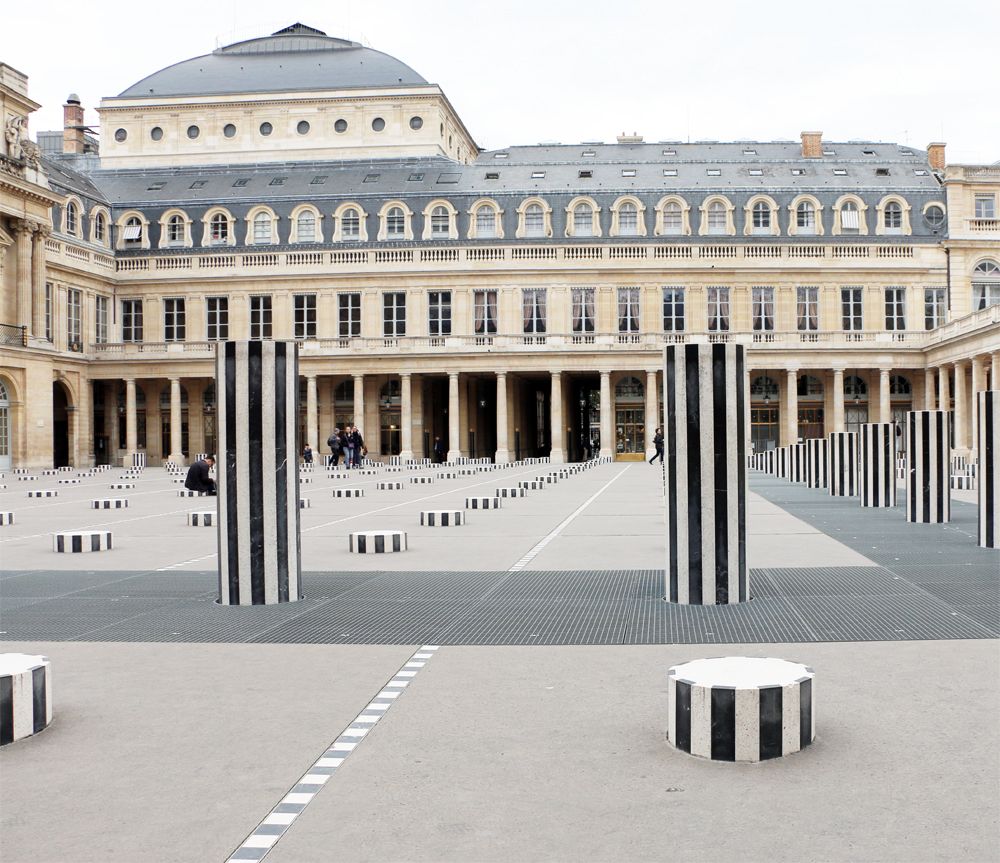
[0,323,27,347]
[969,219,1000,232]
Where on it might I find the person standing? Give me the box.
[303,443,313,465]
[433,435,445,463]
[343,426,355,468]
[185,454,217,495]
[351,425,365,467]
[327,428,341,467]
[649,428,664,464]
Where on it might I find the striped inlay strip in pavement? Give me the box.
[225,645,439,862]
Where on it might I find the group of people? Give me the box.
[323,425,366,468]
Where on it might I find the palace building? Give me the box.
[1,23,998,471]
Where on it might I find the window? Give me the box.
[752,286,774,331]
[662,287,685,332]
[579,170,593,179]
[297,120,310,135]
[973,260,1000,310]
[706,168,721,177]
[123,217,142,245]
[334,119,348,133]
[751,201,771,232]
[618,202,638,236]
[186,125,199,139]
[383,292,406,337]
[924,205,945,229]
[791,168,806,176]
[206,297,229,341]
[525,204,545,237]
[209,213,229,244]
[408,173,424,182]
[875,168,890,177]
[748,168,763,177]
[409,116,423,130]
[572,288,596,333]
[474,290,498,335]
[67,289,82,347]
[494,152,508,159]
[121,299,143,342]
[253,212,273,244]
[294,294,317,339]
[428,291,451,336]
[44,283,51,341]
[622,169,636,178]
[166,215,185,245]
[975,194,996,220]
[522,289,547,334]
[338,293,361,338]
[743,148,757,156]
[833,168,848,176]
[296,211,316,243]
[924,288,947,329]
[707,200,727,234]
[796,201,816,233]
[663,168,678,177]
[573,203,594,237]
[386,206,405,238]
[94,212,106,243]
[372,117,385,132]
[342,208,360,240]
[531,171,546,179]
[430,206,450,239]
[884,201,903,232]
[311,176,328,186]
[190,180,206,189]
[796,286,819,331]
[259,122,273,136]
[617,287,640,333]
[885,287,906,331]
[485,172,500,180]
[163,298,186,342]
[249,295,272,340]
[223,124,236,138]
[662,201,683,235]
[841,287,863,331]
[268,177,285,186]
[233,178,250,188]
[840,201,860,232]
[65,201,78,235]
[707,287,730,331]
[96,296,108,344]
[662,149,676,156]
[475,207,497,238]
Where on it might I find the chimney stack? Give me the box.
[927,142,946,172]
[616,132,644,144]
[63,94,85,155]
[800,131,823,158]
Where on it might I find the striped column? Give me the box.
[805,438,828,489]
[828,432,858,497]
[859,422,896,508]
[663,343,748,605]
[776,446,788,479]
[979,392,999,549]
[216,341,301,606]
[790,442,807,483]
[905,410,950,524]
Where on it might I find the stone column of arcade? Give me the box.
[549,371,565,463]
[832,367,845,433]
[495,372,510,463]
[447,372,461,463]
[216,341,301,606]
[399,373,414,462]
[970,357,985,461]
[168,377,184,464]
[785,367,798,446]
[31,227,48,339]
[306,374,318,459]
[924,368,937,411]
[125,377,138,463]
[954,360,968,456]
[645,369,658,459]
[663,343,748,605]
[599,371,612,459]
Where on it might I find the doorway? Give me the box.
[0,380,11,471]
[53,382,70,467]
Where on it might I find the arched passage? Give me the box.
[0,379,12,471]
[53,381,71,467]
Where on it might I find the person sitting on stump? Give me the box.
[185,454,217,496]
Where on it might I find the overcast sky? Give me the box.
[4,0,998,163]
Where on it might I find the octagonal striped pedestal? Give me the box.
[299,498,311,508]
[829,432,858,497]
[53,531,112,553]
[905,410,950,524]
[0,513,14,526]
[28,490,57,498]
[177,489,208,497]
[332,488,364,498]
[377,481,403,490]
[187,512,215,526]
[0,654,52,746]
[349,530,407,553]
[410,476,434,485]
[420,510,465,526]
[496,487,527,498]
[465,497,501,509]
[667,657,815,762]
[92,499,128,509]
[520,481,544,490]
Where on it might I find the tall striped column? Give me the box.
[859,422,896,508]
[776,447,788,479]
[663,343,748,605]
[979,392,999,549]
[790,442,807,483]
[805,438,828,489]
[828,432,858,497]
[906,410,950,524]
[216,341,301,605]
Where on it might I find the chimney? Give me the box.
[616,131,644,144]
[63,94,85,155]
[927,142,946,172]
[800,131,823,158]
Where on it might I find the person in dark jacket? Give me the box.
[303,443,313,465]
[327,428,341,467]
[433,436,445,463]
[350,425,365,467]
[649,428,664,464]
[185,454,217,495]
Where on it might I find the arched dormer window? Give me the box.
[468,199,504,240]
[700,196,735,236]
[566,197,600,238]
[202,208,235,247]
[117,211,149,250]
[875,196,911,236]
[516,198,552,239]
[973,259,1000,310]
[832,196,868,236]
[655,196,691,236]
[421,200,459,241]
[333,203,368,242]
[162,212,189,247]
[64,200,80,236]
[90,208,110,246]
[744,196,779,237]
[248,209,277,245]
[290,205,322,243]
[789,196,824,237]
[377,201,413,242]
[430,206,449,238]
[611,198,645,237]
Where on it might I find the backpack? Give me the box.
[327,434,337,447]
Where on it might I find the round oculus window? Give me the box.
[150,127,163,141]
[186,125,200,139]
[259,122,273,136]
[297,120,310,135]
[223,123,236,138]
[409,116,423,130]
[371,117,385,132]
[114,128,127,142]
[334,118,348,133]
[924,205,945,229]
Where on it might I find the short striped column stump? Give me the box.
[299,477,313,485]
[537,475,558,484]
[110,483,135,490]
[332,488,364,498]
[299,498,311,508]
[13,468,29,474]
[177,489,207,497]
[42,469,59,476]
[377,481,403,490]
[170,478,185,484]
[0,513,13,526]
[349,530,407,553]
[0,654,52,746]
[457,468,478,475]
[420,510,465,526]
[409,476,434,484]
[668,657,815,762]
[16,475,39,482]
[28,490,57,498]
[53,531,113,553]
[91,499,128,509]
[496,487,527,498]
[187,512,215,526]
[520,480,544,490]
[119,473,141,480]
[951,475,975,490]
[465,496,501,509]
[437,472,458,479]
[57,477,81,485]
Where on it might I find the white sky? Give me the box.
[4,0,999,163]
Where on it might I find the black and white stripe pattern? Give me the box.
[905,411,950,524]
[495,487,527,498]
[0,512,13,526]
[216,341,301,606]
[177,489,208,497]
[409,476,434,484]
[349,530,407,553]
[951,475,976,490]
[91,499,128,509]
[332,488,365,498]
[53,531,112,552]
[0,654,52,746]
[437,472,458,479]
[299,498,312,508]
[127,452,146,470]
[187,511,215,527]
[979,392,999,549]
[420,510,465,526]
[536,474,559,484]
[789,443,807,483]
[667,657,815,762]
[16,475,39,482]
[109,483,134,490]
[42,469,58,476]
[520,480,545,490]
[663,343,748,605]
[28,490,57,498]
[859,422,897,508]
[465,496,501,509]
[776,446,789,479]
[376,481,403,490]
[805,439,828,490]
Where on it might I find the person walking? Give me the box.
[327,428,341,467]
[343,426,355,468]
[350,425,365,467]
[649,427,664,464]
[185,454,217,495]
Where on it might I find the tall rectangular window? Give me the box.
[751,286,774,331]
[974,277,1000,310]
[67,289,82,347]
[522,289,547,334]
[572,288,596,333]
[617,287,640,333]
[885,286,906,331]
[796,286,819,331]
[163,298,186,342]
[383,292,406,337]
[206,297,229,341]
[428,291,451,336]
[293,293,317,339]
[338,293,361,338]
[44,282,52,342]
[474,290,498,335]
[841,287,863,331]
[707,286,730,331]
[662,286,685,332]
[975,194,996,220]
[96,295,109,344]
[924,288,947,330]
[249,295,272,340]
[121,298,143,342]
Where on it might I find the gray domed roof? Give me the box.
[116,24,427,98]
